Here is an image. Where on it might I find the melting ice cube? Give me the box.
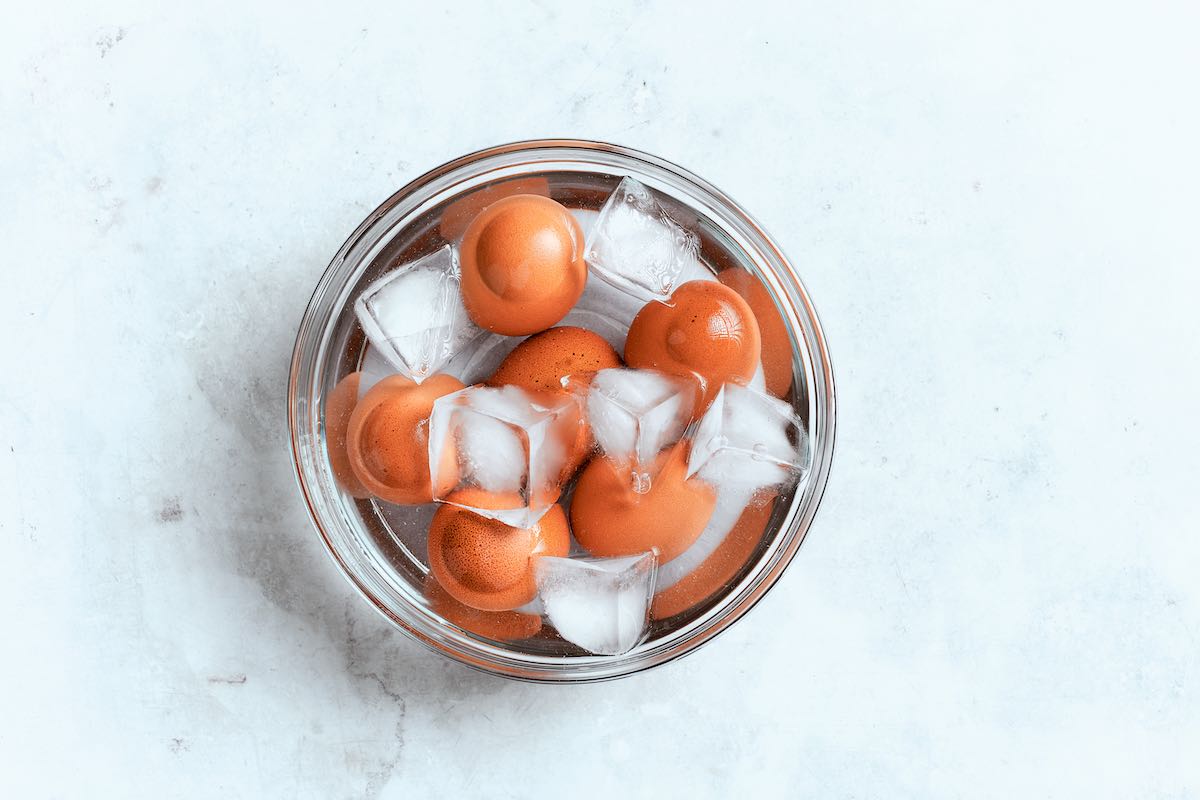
[580,368,694,493]
[356,344,396,399]
[536,552,657,656]
[687,383,809,494]
[571,202,716,352]
[428,385,583,529]
[354,245,482,383]
[569,208,600,241]
[584,177,703,304]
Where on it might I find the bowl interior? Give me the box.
[289,140,835,681]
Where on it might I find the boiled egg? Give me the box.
[459,195,587,335]
[570,445,716,564]
[487,326,621,393]
[346,373,465,504]
[427,503,570,612]
[624,280,762,407]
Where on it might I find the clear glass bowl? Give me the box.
[288,140,836,682]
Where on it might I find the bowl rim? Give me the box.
[288,138,837,683]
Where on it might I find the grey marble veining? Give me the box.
[2,1,1198,797]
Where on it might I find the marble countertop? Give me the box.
[3,2,1197,797]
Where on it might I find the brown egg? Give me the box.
[488,326,621,392]
[423,574,542,641]
[427,504,570,612]
[326,371,369,497]
[624,280,762,407]
[570,446,717,564]
[650,495,775,620]
[346,373,465,505]
[487,326,620,476]
[717,268,794,398]
[437,177,551,242]
[459,195,587,335]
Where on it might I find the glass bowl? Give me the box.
[288,139,836,682]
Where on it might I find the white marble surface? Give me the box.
[3,2,1198,797]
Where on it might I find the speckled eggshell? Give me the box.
[427,504,571,612]
[459,195,588,336]
[487,326,621,393]
[346,373,465,505]
[570,445,717,564]
[624,280,762,407]
[486,326,620,477]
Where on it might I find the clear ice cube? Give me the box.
[579,368,695,493]
[573,198,715,351]
[661,384,805,595]
[584,176,703,303]
[687,383,809,494]
[354,245,482,383]
[536,552,657,655]
[428,385,583,528]
[749,363,767,394]
[356,343,396,399]
[569,208,599,240]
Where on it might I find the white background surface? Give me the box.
[3,1,1198,797]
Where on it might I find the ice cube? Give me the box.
[572,199,715,351]
[428,385,583,528]
[584,176,704,303]
[687,383,809,494]
[354,245,482,383]
[357,344,396,399]
[749,364,767,394]
[659,392,795,595]
[569,208,599,240]
[580,368,694,493]
[536,552,657,655]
